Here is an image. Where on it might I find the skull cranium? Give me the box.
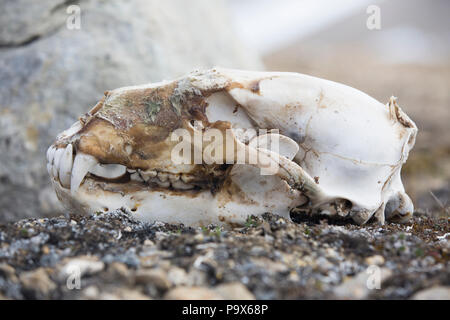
[47,68,417,225]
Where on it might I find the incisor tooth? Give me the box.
[59,144,73,188]
[53,148,64,174]
[47,146,56,164]
[89,163,126,179]
[71,153,98,195]
[52,165,58,178]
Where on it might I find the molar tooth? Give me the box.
[136,169,156,182]
[71,153,98,195]
[137,169,149,182]
[155,180,170,188]
[181,174,195,184]
[172,180,194,190]
[59,144,73,188]
[157,172,168,182]
[130,172,143,182]
[140,170,157,181]
[89,163,126,179]
[168,173,180,183]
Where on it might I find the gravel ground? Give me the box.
[0,211,448,300]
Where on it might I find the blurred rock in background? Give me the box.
[228,0,450,215]
[0,0,263,222]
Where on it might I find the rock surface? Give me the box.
[0,0,262,222]
[0,211,448,300]
[412,286,450,300]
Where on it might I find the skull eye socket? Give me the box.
[336,199,353,212]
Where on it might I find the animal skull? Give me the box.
[47,68,417,226]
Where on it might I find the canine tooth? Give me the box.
[172,180,194,190]
[157,172,168,182]
[89,163,126,179]
[47,163,52,176]
[71,153,98,195]
[59,144,73,188]
[53,148,64,173]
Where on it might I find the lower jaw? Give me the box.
[51,178,295,226]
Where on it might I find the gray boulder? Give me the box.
[0,0,263,222]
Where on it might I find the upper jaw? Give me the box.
[46,139,229,197]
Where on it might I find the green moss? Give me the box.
[201,226,209,234]
[245,216,259,228]
[144,99,162,122]
[415,248,424,257]
[20,228,28,237]
[213,226,222,237]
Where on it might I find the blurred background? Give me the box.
[0,0,448,222]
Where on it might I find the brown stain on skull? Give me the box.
[74,78,224,170]
[248,80,261,94]
[219,178,257,206]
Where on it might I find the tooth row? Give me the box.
[133,169,196,190]
[47,144,197,192]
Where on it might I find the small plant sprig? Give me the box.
[200,226,222,237]
[245,215,259,228]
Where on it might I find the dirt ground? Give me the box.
[0,211,448,300]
